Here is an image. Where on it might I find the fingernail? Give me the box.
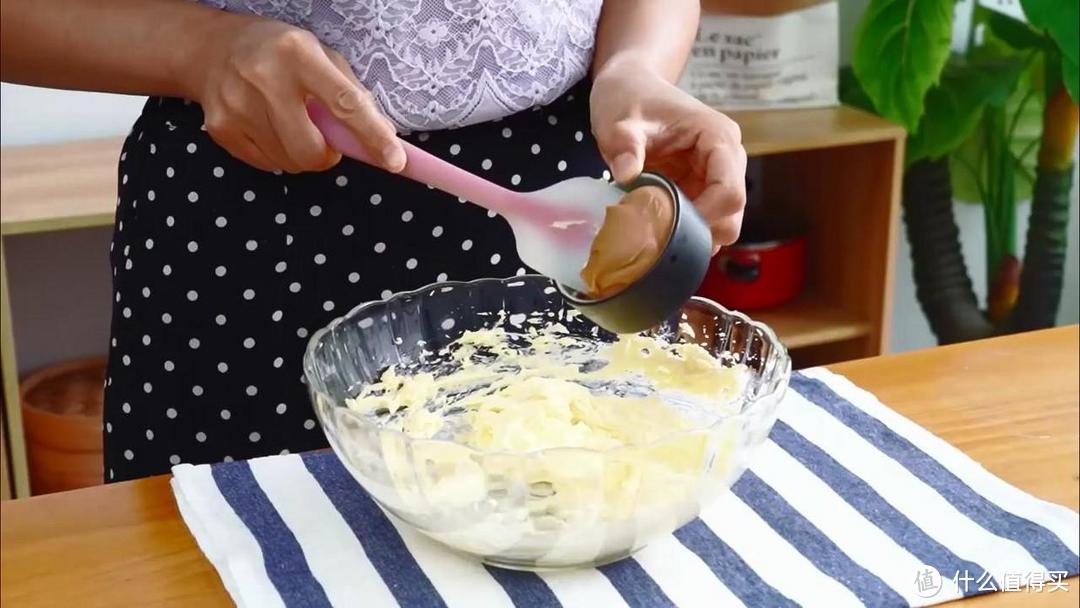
[611,152,639,183]
[382,145,406,172]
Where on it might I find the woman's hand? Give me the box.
[1,1,402,173]
[188,17,404,174]
[590,57,747,252]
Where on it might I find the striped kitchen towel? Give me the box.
[171,368,1080,608]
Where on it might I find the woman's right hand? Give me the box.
[188,17,404,174]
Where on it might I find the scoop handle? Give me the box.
[308,101,527,217]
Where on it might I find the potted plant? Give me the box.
[842,0,1078,344]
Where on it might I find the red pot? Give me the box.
[698,217,806,310]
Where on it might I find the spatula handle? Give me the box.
[308,101,525,217]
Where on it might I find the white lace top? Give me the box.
[199,0,604,132]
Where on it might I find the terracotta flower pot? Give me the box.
[20,356,106,495]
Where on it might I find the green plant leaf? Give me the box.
[1063,54,1079,101]
[908,58,1025,163]
[838,66,877,114]
[949,108,1042,204]
[1020,0,1079,101]
[987,12,1045,50]
[852,0,954,130]
[1020,0,1079,67]
[950,55,1044,204]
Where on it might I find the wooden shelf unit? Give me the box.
[753,292,871,350]
[751,128,904,362]
[0,105,904,498]
[731,105,904,157]
[1,138,122,235]
[707,104,905,366]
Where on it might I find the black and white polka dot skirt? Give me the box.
[104,80,606,482]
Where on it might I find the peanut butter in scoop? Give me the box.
[580,185,674,299]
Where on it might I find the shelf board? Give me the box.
[1,138,122,235]
[728,105,904,157]
[0,106,904,236]
[750,293,872,350]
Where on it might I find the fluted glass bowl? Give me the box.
[303,275,790,570]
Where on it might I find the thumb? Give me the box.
[595,119,646,184]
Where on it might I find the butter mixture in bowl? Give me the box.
[304,275,789,570]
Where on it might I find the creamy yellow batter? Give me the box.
[346,323,748,552]
[346,325,745,452]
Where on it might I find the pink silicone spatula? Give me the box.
[308,102,623,293]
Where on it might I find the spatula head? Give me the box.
[510,177,625,292]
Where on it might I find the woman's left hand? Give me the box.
[590,58,747,253]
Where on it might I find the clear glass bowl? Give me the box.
[303,275,790,570]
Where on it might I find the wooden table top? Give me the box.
[2,327,1077,607]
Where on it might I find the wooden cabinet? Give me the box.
[2,138,125,498]
[730,106,904,367]
[2,409,11,500]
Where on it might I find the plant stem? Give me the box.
[1015,137,1040,166]
[1007,87,1037,143]
[981,106,1016,293]
[1037,86,1080,171]
[956,154,990,204]
[903,159,994,344]
[1010,84,1079,330]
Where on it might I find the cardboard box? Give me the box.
[680,0,839,110]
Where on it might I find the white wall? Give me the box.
[1,84,146,145]
[2,3,1078,377]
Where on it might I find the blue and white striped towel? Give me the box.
[172,368,1080,607]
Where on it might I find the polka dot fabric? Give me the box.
[104,80,606,481]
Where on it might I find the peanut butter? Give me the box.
[580,185,674,299]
